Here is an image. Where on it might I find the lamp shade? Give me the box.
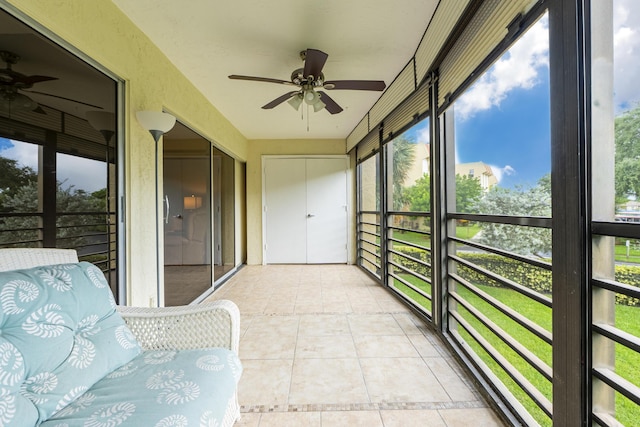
[86,111,115,132]
[183,195,202,210]
[304,90,320,105]
[136,111,176,133]
[313,100,326,112]
[288,94,303,111]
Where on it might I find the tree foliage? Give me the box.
[0,156,107,247]
[390,134,416,210]
[473,174,552,256]
[615,106,640,199]
[404,174,430,212]
[455,174,483,213]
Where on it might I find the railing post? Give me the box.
[589,0,616,419]
[548,0,590,424]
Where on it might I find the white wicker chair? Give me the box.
[0,248,242,426]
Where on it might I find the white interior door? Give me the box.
[306,158,348,263]
[264,158,307,263]
[263,157,348,264]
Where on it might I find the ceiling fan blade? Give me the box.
[303,49,328,80]
[18,75,58,85]
[229,75,295,86]
[24,89,104,109]
[324,80,386,91]
[262,91,298,109]
[317,91,343,114]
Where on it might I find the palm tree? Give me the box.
[390,134,415,210]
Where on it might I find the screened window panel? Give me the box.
[415,0,471,82]
[438,0,536,107]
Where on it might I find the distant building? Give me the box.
[403,143,430,186]
[401,147,497,192]
[455,162,497,191]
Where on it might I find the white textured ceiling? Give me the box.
[111,0,439,140]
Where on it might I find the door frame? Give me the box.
[261,154,352,265]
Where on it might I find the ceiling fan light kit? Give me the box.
[0,91,38,114]
[229,48,386,115]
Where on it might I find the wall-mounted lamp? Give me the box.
[136,110,176,142]
[183,195,202,210]
[86,111,116,143]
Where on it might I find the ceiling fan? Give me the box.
[0,50,102,114]
[229,48,386,114]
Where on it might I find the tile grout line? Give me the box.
[240,400,489,413]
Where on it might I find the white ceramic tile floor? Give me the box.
[208,265,507,426]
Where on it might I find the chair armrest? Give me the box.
[117,300,240,354]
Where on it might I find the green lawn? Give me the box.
[392,272,640,426]
[615,242,640,264]
[390,223,481,248]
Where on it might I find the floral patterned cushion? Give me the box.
[0,262,141,426]
[40,347,242,427]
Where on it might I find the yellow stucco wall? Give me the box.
[5,0,248,306]
[246,139,355,265]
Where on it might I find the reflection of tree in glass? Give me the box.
[473,173,551,257]
[615,105,640,202]
[0,158,106,247]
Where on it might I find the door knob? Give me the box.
[307,214,315,218]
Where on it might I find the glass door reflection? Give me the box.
[163,125,212,306]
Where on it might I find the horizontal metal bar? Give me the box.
[389,225,431,236]
[0,212,43,218]
[389,271,432,302]
[359,247,381,260]
[0,238,44,247]
[0,227,42,233]
[450,272,553,345]
[592,277,640,300]
[449,236,552,271]
[592,367,640,407]
[451,291,552,382]
[359,230,381,240]
[448,213,552,229]
[388,259,431,284]
[388,210,431,217]
[389,237,430,252]
[592,221,640,239]
[358,221,380,227]
[450,254,552,308]
[592,323,640,354]
[389,248,431,269]
[55,223,110,230]
[359,238,380,248]
[358,210,379,215]
[450,310,553,418]
[591,411,621,427]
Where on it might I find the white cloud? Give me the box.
[0,140,38,170]
[488,164,515,183]
[454,15,549,121]
[417,126,430,145]
[1,140,106,193]
[613,0,640,112]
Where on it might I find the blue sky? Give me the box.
[407,2,640,189]
[454,71,551,189]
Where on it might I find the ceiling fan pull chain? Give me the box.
[306,104,310,131]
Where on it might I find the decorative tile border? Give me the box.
[241,400,488,413]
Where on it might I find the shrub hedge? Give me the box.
[395,247,640,306]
